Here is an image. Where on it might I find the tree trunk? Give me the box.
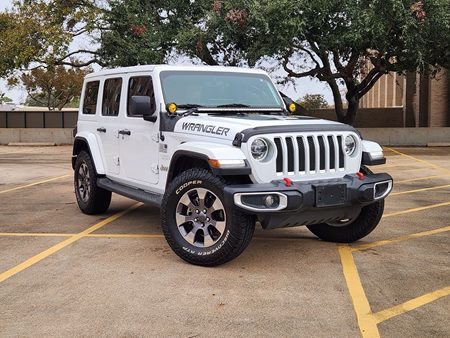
[337,96,360,125]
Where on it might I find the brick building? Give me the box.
[360,69,450,127]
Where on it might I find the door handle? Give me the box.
[118,129,131,136]
[96,127,106,133]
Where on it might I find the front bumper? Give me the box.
[223,172,393,229]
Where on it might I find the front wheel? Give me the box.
[306,199,384,243]
[161,169,255,266]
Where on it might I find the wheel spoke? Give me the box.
[203,229,215,247]
[196,188,207,202]
[176,213,193,225]
[213,221,226,234]
[210,198,222,212]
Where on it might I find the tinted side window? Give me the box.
[127,76,156,116]
[102,78,122,116]
[82,81,99,115]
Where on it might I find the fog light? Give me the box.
[264,194,279,208]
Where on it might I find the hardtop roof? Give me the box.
[84,64,268,79]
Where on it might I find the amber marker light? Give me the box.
[208,159,221,168]
[288,103,297,113]
[166,102,178,114]
[208,159,246,168]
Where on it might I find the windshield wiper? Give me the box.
[216,103,251,108]
[173,104,204,117]
[177,104,203,109]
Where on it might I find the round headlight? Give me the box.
[344,135,357,156]
[251,138,269,160]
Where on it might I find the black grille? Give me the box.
[273,134,345,174]
[274,138,283,173]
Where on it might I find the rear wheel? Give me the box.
[161,168,255,266]
[74,151,111,215]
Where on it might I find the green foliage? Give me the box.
[11,65,90,110]
[0,0,103,77]
[0,93,13,104]
[298,94,329,110]
[201,0,450,124]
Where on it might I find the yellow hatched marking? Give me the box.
[0,175,70,194]
[351,225,450,252]
[373,286,450,323]
[0,203,142,283]
[385,147,450,174]
[338,245,380,338]
[390,184,450,196]
[395,175,450,184]
[383,201,450,218]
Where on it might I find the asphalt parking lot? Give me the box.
[0,146,449,337]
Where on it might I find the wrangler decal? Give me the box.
[182,122,230,136]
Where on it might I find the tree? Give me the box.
[298,94,329,110]
[0,0,104,77]
[201,0,450,124]
[0,93,13,104]
[9,65,89,110]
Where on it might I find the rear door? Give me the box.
[97,77,123,176]
[118,74,159,187]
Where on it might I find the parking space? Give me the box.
[0,145,449,337]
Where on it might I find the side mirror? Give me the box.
[130,96,157,122]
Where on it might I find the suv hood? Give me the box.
[172,114,351,141]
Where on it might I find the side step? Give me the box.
[97,177,162,207]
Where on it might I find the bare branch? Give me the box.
[54,49,100,63]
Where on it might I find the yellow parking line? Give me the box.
[395,175,450,184]
[390,184,450,196]
[0,233,73,237]
[395,167,433,173]
[338,245,380,338]
[383,201,450,218]
[373,286,450,324]
[351,225,450,252]
[385,147,450,174]
[87,233,164,239]
[0,174,71,194]
[0,203,142,283]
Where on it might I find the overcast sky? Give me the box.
[0,0,334,104]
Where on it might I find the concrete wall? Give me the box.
[359,127,450,146]
[1,127,449,146]
[306,108,404,128]
[0,110,78,128]
[0,129,74,145]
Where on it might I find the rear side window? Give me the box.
[127,76,156,116]
[102,78,123,116]
[82,81,99,115]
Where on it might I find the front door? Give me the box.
[97,77,123,176]
[119,75,159,187]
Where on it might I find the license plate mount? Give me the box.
[315,184,347,207]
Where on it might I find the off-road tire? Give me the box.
[74,151,112,215]
[306,166,384,243]
[161,168,255,266]
[306,199,384,243]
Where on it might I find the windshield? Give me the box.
[160,71,283,109]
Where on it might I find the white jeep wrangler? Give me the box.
[72,65,393,266]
